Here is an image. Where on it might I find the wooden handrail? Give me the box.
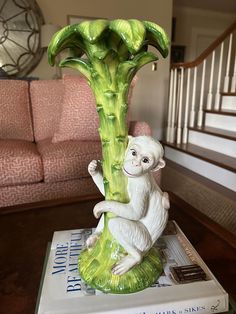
[172,20,236,69]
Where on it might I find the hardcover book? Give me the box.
[36,221,228,314]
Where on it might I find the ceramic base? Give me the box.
[78,228,163,294]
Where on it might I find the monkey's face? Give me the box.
[123,144,157,177]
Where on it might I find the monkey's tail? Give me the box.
[162,192,170,210]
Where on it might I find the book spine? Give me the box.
[96,294,228,314]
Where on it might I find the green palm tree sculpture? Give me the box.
[48,19,169,294]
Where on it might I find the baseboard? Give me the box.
[0,193,102,215]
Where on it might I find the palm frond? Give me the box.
[143,20,169,58]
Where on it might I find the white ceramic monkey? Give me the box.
[87,135,170,275]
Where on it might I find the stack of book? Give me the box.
[36,221,228,314]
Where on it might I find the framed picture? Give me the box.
[171,45,185,63]
[67,15,103,25]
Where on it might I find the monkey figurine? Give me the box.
[87,135,170,276]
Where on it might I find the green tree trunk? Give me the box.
[78,58,162,294]
[91,74,129,203]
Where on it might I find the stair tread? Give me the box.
[189,126,236,140]
[163,141,236,173]
[221,92,236,96]
[205,109,236,116]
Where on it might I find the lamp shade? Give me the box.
[41,24,60,48]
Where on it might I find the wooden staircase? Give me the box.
[164,21,236,193]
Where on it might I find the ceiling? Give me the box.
[174,0,236,14]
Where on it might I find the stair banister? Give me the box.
[167,20,236,144]
[171,21,236,70]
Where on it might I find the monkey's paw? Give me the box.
[112,255,140,276]
[86,233,100,248]
[162,192,170,210]
[93,201,109,218]
[88,160,98,177]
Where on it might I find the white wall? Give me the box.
[172,6,235,61]
[30,0,173,140]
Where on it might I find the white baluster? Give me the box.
[166,69,174,142]
[197,60,206,127]
[183,68,191,143]
[223,33,233,93]
[175,71,181,143]
[177,67,184,144]
[230,49,236,93]
[206,51,215,110]
[189,66,197,127]
[215,42,224,110]
[170,68,178,143]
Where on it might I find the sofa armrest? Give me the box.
[129,121,152,136]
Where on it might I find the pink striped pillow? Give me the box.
[52,75,100,142]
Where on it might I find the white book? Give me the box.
[36,221,228,314]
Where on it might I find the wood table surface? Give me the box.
[0,193,235,314]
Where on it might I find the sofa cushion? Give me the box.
[30,79,64,142]
[37,139,102,183]
[0,139,43,187]
[0,80,34,141]
[52,76,100,143]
